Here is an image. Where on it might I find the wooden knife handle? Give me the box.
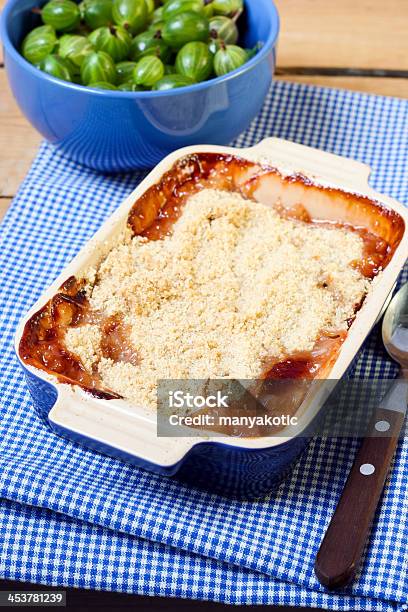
[314,407,405,589]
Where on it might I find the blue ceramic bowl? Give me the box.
[0,0,279,172]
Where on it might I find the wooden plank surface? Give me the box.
[274,0,408,70]
[0,197,12,221]
[0,71,41,197]
[278,75,408,98]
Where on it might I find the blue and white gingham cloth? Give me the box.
[1,81,408,610]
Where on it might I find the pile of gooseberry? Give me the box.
[21,0,259,91]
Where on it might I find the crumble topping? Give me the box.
[65,189,371,408]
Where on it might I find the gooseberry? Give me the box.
[80,50,117,84]
[209,15,238,44]
[58,34,94,66]
[88,81,118,88]
[115,60,138,83]
[213,43,247,75]
[212,0,243,16]
[175,41,213,81]
[153,73,195,89]
[133,55,165,86]
[38,53,74,80]
[42,0,81,32]
[88,25,132,61]
[112,0,149,34]
[80,0,113,29]
[162,0,204,21]
[129,31,172,62]
[162,11,209,48]
[21,25,57,64]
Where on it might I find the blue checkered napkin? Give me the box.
[0,499,400,611]
[0,81,408,609]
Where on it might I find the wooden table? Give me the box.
[0,0,407,222]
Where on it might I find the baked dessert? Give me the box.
[19,153,403,415]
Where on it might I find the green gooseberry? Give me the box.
[88,25,132,62]
[118,81,144,90]
[212,0,243,16]
[151,6,163,23]
[175,41,212,81]
[209,15,238,44]
[213,43,247,75]
[112,0,149,34]
[147,21,164,34]
[78,1,85,18]
[152,73,194,90]
[208,38,220,54]
[42,0,80,32]
[162,0,204,21]
[129,31,172,62]
[58,34,94,67]
[21,25,57,64]
[80,0,113,29]
[115,60,138,83]
[162,11,209,49]
[202,1,214,17]
[133,55,165,87]
[88,81,118,89]
[145,0,155,18]
[38,53,73,81]
[81,50,117,84]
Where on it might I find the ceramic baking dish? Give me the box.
[15,138,408,499]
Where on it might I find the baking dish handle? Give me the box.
[47,387,193,468]
[247,137,372,193]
